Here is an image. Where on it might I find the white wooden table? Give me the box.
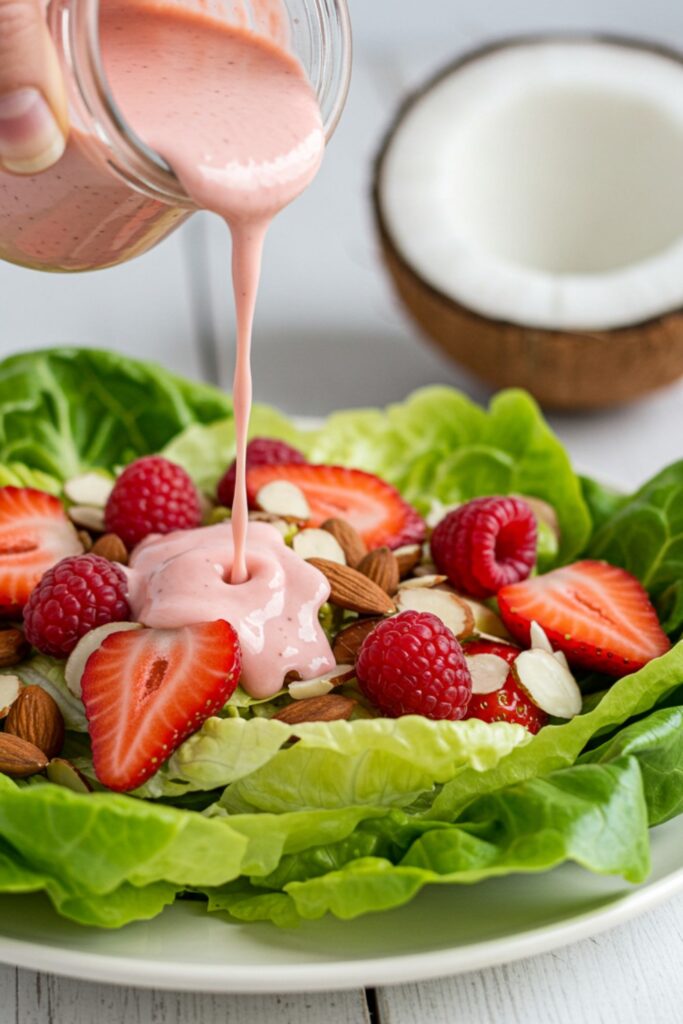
[1,7,683,1020]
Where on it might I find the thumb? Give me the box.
[0,0,68,174]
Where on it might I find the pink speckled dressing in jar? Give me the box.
[0,0,350,271]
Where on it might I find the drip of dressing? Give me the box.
[100,0,332,695]
[101,0,324,583]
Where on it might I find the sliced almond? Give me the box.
[414,562,439,577]
[357,548,400,596]
[274,693,356,725]
[64,472,113,508]
[288,665,355,701]
[255,481,310,521]
[65,621,143,698]
[395,588,475,639]
[530,620,554,655]
[321,519,367,568]
[293,528,346,565]
[46,757,92,794]
[0,675,21,718]
[457,595,512,640]
[426,501,460,530]
[0,733,48,778]
[394,544,422,578]
[5,685,65,759]
[466,653,511,695]
[554,649,571,671]
[0,627,29,668]
[308,559,396,616]
[399,574,447,590]
[514,649,582,719]
[332,618,382,664]
[68,505,106,533]
[91,533,128,565]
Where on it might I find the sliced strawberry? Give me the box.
[0,487,82,611]
[461,638,522,665]
[82,620,241,792]
[498,560,671,678]
[246,464,425,550]
[467,672,548,734]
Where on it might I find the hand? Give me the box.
[0,0,68,174]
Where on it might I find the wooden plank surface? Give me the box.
[377,891,683,1024]
[0,968,370,1024]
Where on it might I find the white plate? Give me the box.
[0,814,682,992]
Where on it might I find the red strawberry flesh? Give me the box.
[462,638,522,665]
[498,560,671,678]
[0,486,82,610]
[246,464,425,550]
[82,619,241,791]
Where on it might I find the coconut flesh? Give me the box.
[378,39,683,333]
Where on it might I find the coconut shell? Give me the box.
[373,36,683,410]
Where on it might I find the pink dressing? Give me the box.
[124,522,335,698]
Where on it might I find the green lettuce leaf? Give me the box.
[589,461,683,599]
[428,642,683,821]
[209,755,649,925]
[167,715,529,811]
[0,347,230,479]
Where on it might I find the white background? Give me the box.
[0,2,683,1021]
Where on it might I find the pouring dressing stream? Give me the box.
[99,0,334,694]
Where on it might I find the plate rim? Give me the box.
[2,859,683,992]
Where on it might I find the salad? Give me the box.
[0,346,681,930]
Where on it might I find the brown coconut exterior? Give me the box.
[373,36,683,410]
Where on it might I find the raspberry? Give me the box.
[431,496,537,598]
[356,610,472,720]
[24,554,130,658]
[104,456,201,549]
[217,438,306,507]
[467,673,547,734]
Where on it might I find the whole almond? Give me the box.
[308,558,396,616]
[91,532,129,565]
[5,686,65,759]
[274,693,356,725]
[0,733,49,778]
[394,544,422,578]
[357,547,400,596]
[321,519,367,568]
[0,627,29,668]
[332,618,382,664]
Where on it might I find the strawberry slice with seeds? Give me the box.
[498,560,671,678]
[82,620,241,791]
[246,464,425,550]
[0,487,83,611]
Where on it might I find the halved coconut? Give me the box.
[374,37,683,408]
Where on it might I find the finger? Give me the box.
[0,0,68,174]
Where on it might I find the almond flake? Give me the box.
[293,528,346,565]
[0,675,21,718]
[46,758,92,794]
[288,665,355,700]
[530,620,554,654]
[395,588,475,639]
[68,505,106,533]
[514,649,582,719]
[398,574,447,590]
[394,544,422,578]
[256,480,310,521]
[457,596,511,639]
[466,653,511,695]
[64,472,113,508]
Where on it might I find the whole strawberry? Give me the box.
[105,456,201,549]
[356,610,472,720]
[431,496,537,598]
[24,554,131,658]
[217,438,307,508]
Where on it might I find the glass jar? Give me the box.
[0,0,351,272]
